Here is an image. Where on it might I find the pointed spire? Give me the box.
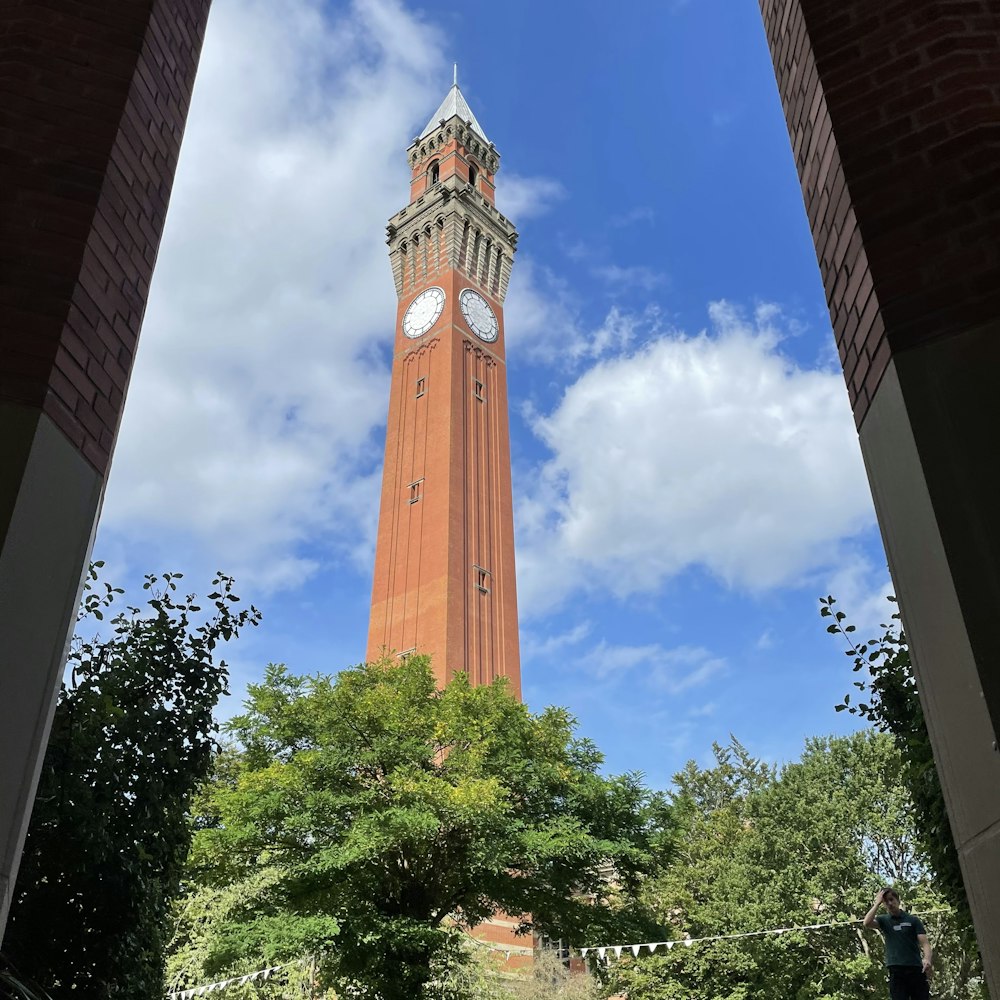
[419,73,489,144]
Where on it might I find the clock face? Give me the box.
[402,287,445,339]
[459,288,499,343]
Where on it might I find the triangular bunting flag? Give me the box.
[580,948,589,958]
[648,943,659,954]
[683,939,693,947]
[597,948,606,960]
[631,944,641,957]
[665,941,674,950]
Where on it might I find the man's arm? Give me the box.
[918,932,933,977]
[863,889,885,929]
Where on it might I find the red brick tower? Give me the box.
[366,79,521,699]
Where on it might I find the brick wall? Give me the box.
[758,0,1000,426]
[0,0,212,473]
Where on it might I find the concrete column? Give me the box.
[758,0,1000,991]
[0,405,103,932]
[0,0,213,940]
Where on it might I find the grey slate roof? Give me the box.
[419,84,489,144]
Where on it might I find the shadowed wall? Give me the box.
[758,0,1000,991]
[0,0,213,939]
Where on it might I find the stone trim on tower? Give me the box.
[367,80,521,700]
[387,184,517,302]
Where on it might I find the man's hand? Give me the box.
[863,889,885,928]
[922,958,933,980]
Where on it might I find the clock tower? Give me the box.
[366,78,522,700]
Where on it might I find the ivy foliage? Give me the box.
[2,566,260,1000]
[169,657,670,1000]
[824,596,972,932]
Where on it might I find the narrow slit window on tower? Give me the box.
[473,378,485,401]
[481,238,492,284]
[429,160,440,185]
[468,162,478,188]
[491,249,502,295]
[471,230,481,276]
[459,221,470,270]
[408,478,424,504]
[415,376,426,398]
[474,565,491,594]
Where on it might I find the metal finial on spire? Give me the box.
[419,69,489,142]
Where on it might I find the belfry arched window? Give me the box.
[468,162,478,188]
[429,160,440,185]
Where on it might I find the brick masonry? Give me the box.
[758,0,1000,427]
[1,0,212,474]
[368,112,521,696]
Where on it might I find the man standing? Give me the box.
[864,887,933,1000]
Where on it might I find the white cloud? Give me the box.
[501,257,580,362]
[577,641,727,695]
[101,0,447,590]
[610,206,656,228]
[755,629,775,650]
[688,701,717,718]
[521,621,592,660]
[592,264,666,292]
[503,262,653,368]
[496,174,565,221]
[516,301,876,612]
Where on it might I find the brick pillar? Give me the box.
[758,0,1000,990]
[0,0,212,940]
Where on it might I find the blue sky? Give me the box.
[95,0,891,792]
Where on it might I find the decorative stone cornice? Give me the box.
[387,177,516,251]
[386,171,518,303]
[407,115,499,173]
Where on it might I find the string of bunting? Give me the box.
[166,958,306,998]
[165,930,525,999]
[580,909,952,962]
[165,909,953,993]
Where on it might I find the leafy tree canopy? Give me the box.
[3,567,260,1000]
[604,732,984,1000]
[170,657,670,1000]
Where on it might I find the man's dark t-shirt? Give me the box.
[875,912,927,967]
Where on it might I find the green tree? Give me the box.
[604,732,982,1000]
[824,596,971,928]
[432,944,601,1000]
[170,657,668,1000]
[2,567,260,1000]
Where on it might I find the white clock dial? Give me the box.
[459,288,499,343]
[402,287,445,339]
